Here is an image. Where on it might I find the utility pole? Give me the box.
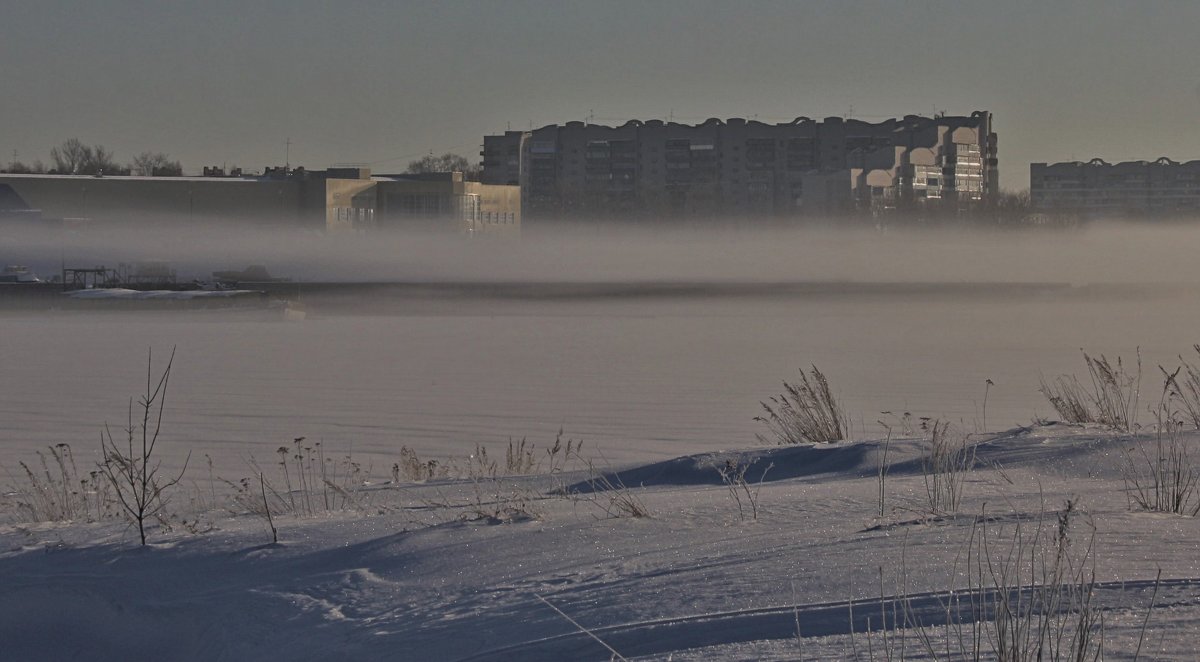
[285,137,292,172]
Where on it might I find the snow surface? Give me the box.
[3,425,1199,660]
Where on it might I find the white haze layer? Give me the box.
[4,220,1199,285]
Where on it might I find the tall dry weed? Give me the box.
[756,365,848,445]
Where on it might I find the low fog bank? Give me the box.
[4,218,1197,287]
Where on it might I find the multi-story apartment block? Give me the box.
[1031,158,1200,217]
[482,112,997,220]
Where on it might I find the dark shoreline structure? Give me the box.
[7,280,1190,314]
[0,283,271,311]
[483,112,998,223]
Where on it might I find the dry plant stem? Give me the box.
[260,472,277,544]
[570,449,650,519]
[1040,349,1141,431]
[877,424,893,518]
[861,500,1108,660]
[922,420,974,515]
[534,593,629,662]
[1122,367,1200,515]
[99,347,190,546]
[791,578,804,659]
[1172,345,1200,428]
[1133,568,1162,662]
[983,378,994,432]
[717,458,772,521]
[756,365,848,445]
[11,443,114,523]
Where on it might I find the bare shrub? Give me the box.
[922,420,974,515]
[99,349,190,545]
[716,456,773,522]
[756,365,848,445]
[1039,350,1141,431]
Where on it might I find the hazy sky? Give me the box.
[3,1,1197,188]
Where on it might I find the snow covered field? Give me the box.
[7,223,1200,659]
[3,424,1198,660]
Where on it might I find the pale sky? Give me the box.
[3,0,1197,188]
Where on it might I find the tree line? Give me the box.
[3,138,183,176]
[3,143,484,179]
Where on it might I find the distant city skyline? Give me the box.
[3,0,1197,189]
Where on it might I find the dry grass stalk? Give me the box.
[857,501,1110,660]
[10,443,115,523]
[392,446,447,483]
[1123,368,1200,515]
[922,420,974,515]
[756,365,848,445]
[1171,345,1200,429]
[1040,350,1141,431]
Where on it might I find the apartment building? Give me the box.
[482,112,997,220]
[1031,158,1200,217]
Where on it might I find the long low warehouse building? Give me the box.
[0,168,520,234]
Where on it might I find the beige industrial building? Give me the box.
[482,111,997,220]
[324,169,519,235]
[1030,158,1200,217]
[0,168,520,234]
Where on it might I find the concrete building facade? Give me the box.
[325,170,520,235]
[482,111,997,221]
[1030,158,1200,217]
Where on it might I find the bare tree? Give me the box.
[406,152,480,180]
[50,138,90,174]
[50,138,123,175]
[131,151,183,176]
[99,348,190,545]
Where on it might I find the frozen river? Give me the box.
[3,280,1198,479]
